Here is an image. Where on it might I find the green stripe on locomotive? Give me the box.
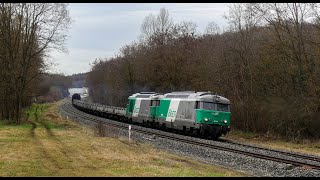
[150,105,161,118]
[155,98,171,119]
[150,106,157,117]
[195,109,230,126]
[125,98,136,117]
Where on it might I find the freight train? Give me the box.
[72,91,231,140]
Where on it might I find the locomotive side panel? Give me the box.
[156,99,171,127]
[172,100,197,130]
[125,98,135,118]
[138,99,151,121]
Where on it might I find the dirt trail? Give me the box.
[28,104,73,171]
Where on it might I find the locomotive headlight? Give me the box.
[223,120,227,124]
[204,118,208,122]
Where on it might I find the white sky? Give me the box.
[48,3,230,75]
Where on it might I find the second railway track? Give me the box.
[60,100,320,171]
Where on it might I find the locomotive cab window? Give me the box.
[195,101,200,109]
[217,103,229,112]
[202,102,215,110]
[151,100,160,106]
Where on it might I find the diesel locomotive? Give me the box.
[72,91,231,139]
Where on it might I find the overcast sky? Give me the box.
[48,3,230,75]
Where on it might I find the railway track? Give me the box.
[60,101,320,171]
[219,138,320,163]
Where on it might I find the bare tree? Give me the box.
[0,3,71,123]
[140,7,173,41]
[157,7,173,33]
[223,3,264,132]
[205,21,220,35]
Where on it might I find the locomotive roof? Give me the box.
[164,91,230,104]
[129,92,163,99]
[129,91,230,104]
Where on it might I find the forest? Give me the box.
[86,3,320,141]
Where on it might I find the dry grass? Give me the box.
[226,130,320,156]
[0,101,247,177]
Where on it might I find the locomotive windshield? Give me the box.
[202,102,215,110]
[217,103,229,112]
[201,102,229,111]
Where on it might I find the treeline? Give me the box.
[70,72,87,88]
[36,74,72,103]
[36,73,88,103]
[87,4,320,141]
[0,3,70,123]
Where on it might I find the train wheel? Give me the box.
[162,124,168,131]
[154,122,159,129]
[213,133,222,140]
[145,121,149,127]
[190,128,198,137]
[199,128,206,138]
[182,126,186,135]
[196,129,201,137]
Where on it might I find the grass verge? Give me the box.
[0,101,247,177]
[225,130,320,156]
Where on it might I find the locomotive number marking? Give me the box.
[167,109,177,118]
[133,107,140,114]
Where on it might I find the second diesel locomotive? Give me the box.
[73,91,231,139]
